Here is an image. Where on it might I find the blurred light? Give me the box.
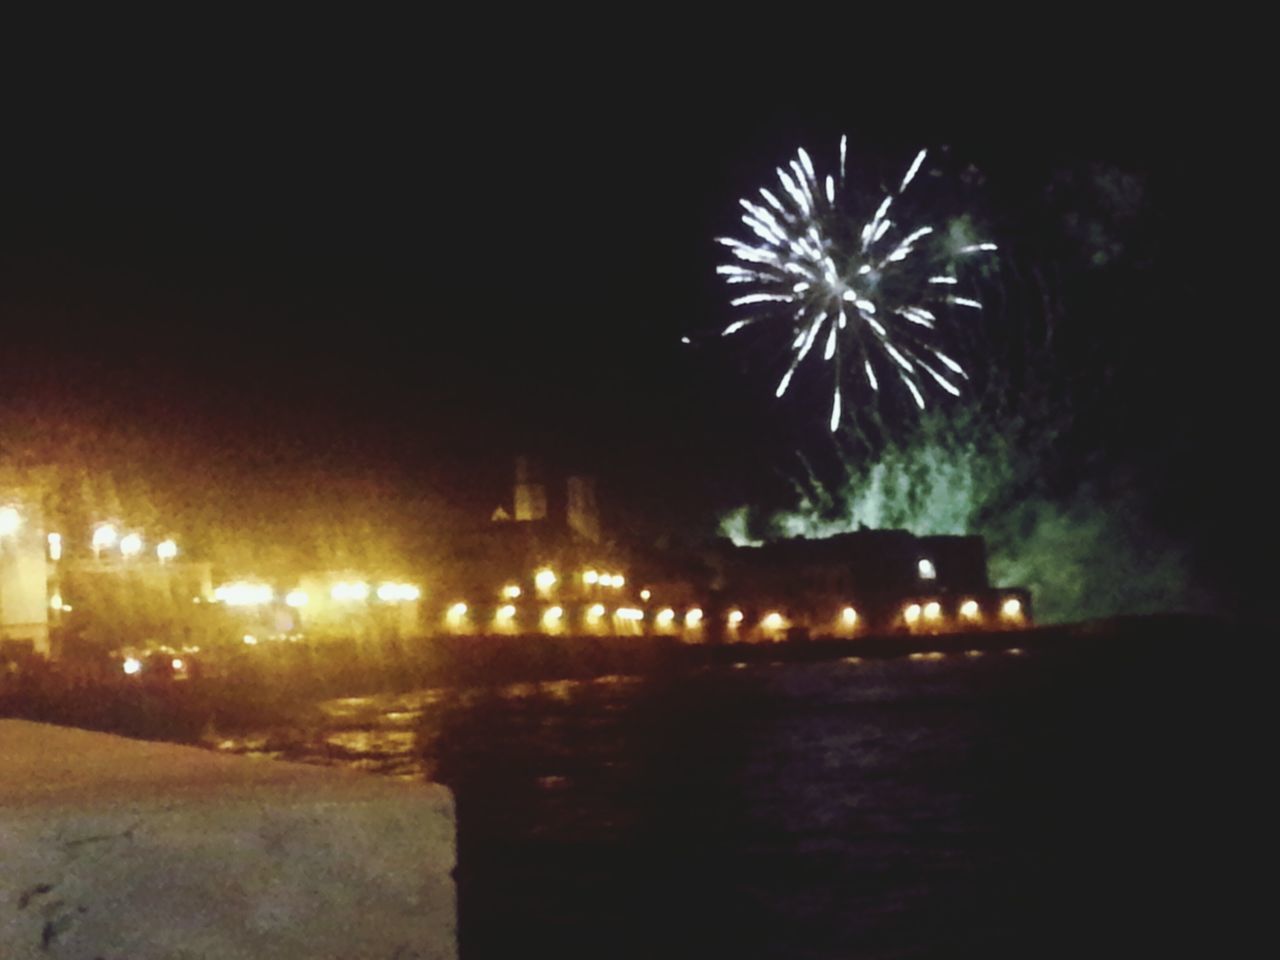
[122,657,142,675]
[904,603,922,624]
[583,570,599,585]
[1007,647,1024,655]
[917,558,937,580]
[398,584,421,601]
[615,607,644,621]
[285,590,309,608]
[49,593,63,611]
[171,658,184,671]
[496,604,517,622]
[0,505,19,537]
[612,574,626,588]
[1001,598,1024,619]
[965,649,984,658]
[639,589,651,601]
[47,532,62,561]
[588,603,606,620]
[960,600,980,620]
[923,601,942,621]
[242,634,257,645]
[762,611,786,630]
[685,608,703,627]
[119,533,143,558]
[331,581,370,602]
[543,605,563,627]
[61,603,72,612]
[727,609,744,626]
[156,539,178,562]
[502,583,522,599]
[377,582,400,602]
[215,582,274,606]
[92,523,118,554]
[448,602,469,619]
[535,568,557,592]
[656,607,675,626]
[841,606,858,627]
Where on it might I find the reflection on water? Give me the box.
[207,643,1247,958]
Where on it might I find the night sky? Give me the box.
[0,35,1267,617]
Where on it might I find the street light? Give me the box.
[92,524,118,558]
[156,539,177,563]
[0,506,20,538]
[120,533,143,559]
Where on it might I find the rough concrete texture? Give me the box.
[0,720,455,959]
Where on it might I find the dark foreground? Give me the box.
[3,615,1267,957]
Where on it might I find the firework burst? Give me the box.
[716,138,997,431]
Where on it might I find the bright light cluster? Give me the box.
[716,140,996,428]
[377,582,421,602]
[214,582,274,606]
[331,581,370,602]
[0,506,20,537]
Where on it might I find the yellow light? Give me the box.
[215,582,274,606]
[727,609,744,626]
[615,607,644,621]
[960,600,980,620]
[588,603,606,620]
[841,606,858,627]
[904,603,922,624]
[377,582,400,602]
[448,602,469,618]
[242,634,257,645]
[171,658,184,671]
[119,532,143,558]
[156,539,178,562]
[49,593,63,611]
[685,608,703,627]
[1001,598,1024,619]
[763,611,786,630]
[331,581,370,602]
[535,568,557,592]
[502,583,522,599]
[656,607,675,626]
[122,657,142,675]
[92,523,118,553]
[612,574,626,588]
[923,601,942,621]
[47,532,62,560]
[496,604,517,621]
[583,570,599,585]
[640,588,651,601]
[0,505,20,537]
[285,590,309,608]
[542,605,563,628]
[398,584,421,601]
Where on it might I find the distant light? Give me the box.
[156,539,178,562]
[496,604,517,622]
[377,582,400,602]
[841,606,858,627]
[215,582,274,606]
[917,558,937,580]
[285,590,309,608]
[49,593,63,611]
[543,605,563,628]
[243,634,258,645]
[535,568,557,592]
[656,607,675,626]
[47,532,62,560]
[615,607,644,621]
[502,583,522,600]
[397,584,421,601]
[727,609,744,626]
[0,506,19,537]
[588,603,606,620]
[92,523,118,554]
[904,603,922,624]
[122,657,142,675]
[612,574,626,588]
[1001,597,1024,619]
[639,589,651,601]
[960,600,980,619]
[762,611,786,630]
[171,658,184,671]
[965,649,984,658]
[923,601,942,621]
[583,570,599,585]
[331,581,370,602]
[685,608,703,627]
[119,533,143,558]
[448,602,469,619]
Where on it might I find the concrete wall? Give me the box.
[0,720,455,959]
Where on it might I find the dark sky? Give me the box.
[0,34,1267,596]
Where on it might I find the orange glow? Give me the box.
[923,601,942,621]
[684,608,703,627]
[841,606,858,627]
[727,609,744,626]
[762,611,786,630]
[502,583,522,600]
[903,603,922,625]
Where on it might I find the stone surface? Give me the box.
[0,720,455,959]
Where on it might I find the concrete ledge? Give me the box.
[0,720,455,959]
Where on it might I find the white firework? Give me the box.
[716,138,997,430]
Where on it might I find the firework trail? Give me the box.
[716,138,997,430]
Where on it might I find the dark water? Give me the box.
[210,637,1258,958]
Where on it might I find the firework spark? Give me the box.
[716,141,996,430]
